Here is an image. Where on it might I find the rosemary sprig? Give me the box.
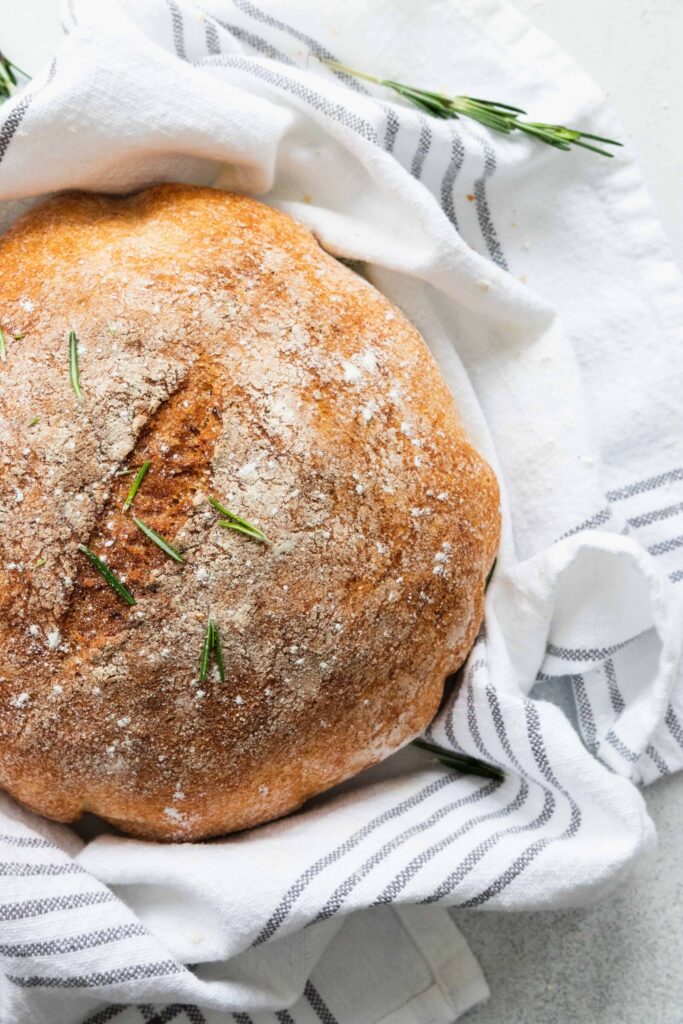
[209,496,272,544]
[122,461,151,512]
[132,515,184,563]
[0,327,6,362]
[0,51,29,102]
[68,330,83,402]
[324,60,621,158]
[413,737,504,782]
[199,615,226,683]
[77,543,136,606]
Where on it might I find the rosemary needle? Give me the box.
[216,519,272,542]
[68,330,83,402]
[209,496,272,544]
[122,461,151,512]
[28,417,40,428]
[132,515,184,563]
[0,327,6,362]
[199,616,214,683]
[33,557,46,569]
[485,557,497,590]
[77,544,136,606]
[199,615,226,684]
[0,51,29,102]
[212,618,226,683]
[324,60,621,158]
[413,737,504,782]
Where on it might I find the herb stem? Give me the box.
[123,461,152,512]
[413,737,504,782]
[325,60,383,88]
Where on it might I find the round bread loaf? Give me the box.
[0,184,499,841]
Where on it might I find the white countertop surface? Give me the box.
[2,2,682,1021]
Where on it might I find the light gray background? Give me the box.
[1,2,682,1022]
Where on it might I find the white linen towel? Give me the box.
[0,1,682,1022]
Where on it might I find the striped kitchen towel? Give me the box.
[1,0,682,1022]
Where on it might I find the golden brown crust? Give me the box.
[0,185,499,840]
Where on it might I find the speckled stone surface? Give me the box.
[455,773,683,1024]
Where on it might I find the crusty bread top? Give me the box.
[0,184,499,839]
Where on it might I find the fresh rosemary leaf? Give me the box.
[132,515,184,563]
[208,496,232,518]
[199,615,214,683]
[68,330,83,402]
[0,327,6,362]
[209,496,271,544]
[0,53,16,95]
[122,461,152,512]
[0,51,29,102]
[13,333,24,340]
[198,615,227,683]
[77,543,136,606]
[485,557,497,590]
[216,519,271,542]
[413,737,504,782]
[33,557,46,569]
[212,617,226,683]
[324,60,622,158]
[27,416,40,428]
